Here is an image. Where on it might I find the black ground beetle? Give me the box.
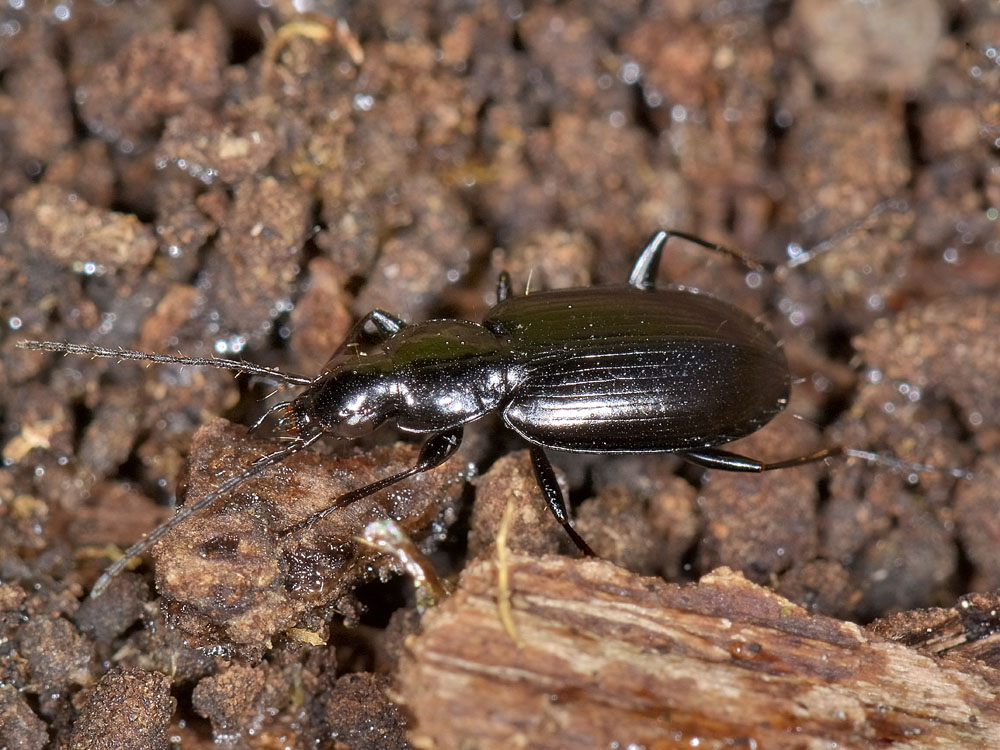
[20,222,962,597]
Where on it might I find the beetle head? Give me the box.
[291,361,397,438]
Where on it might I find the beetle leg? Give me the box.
[629,231,770,290]
[365,309,406,336]
[283,428,464,535]
[679,447,837,472]
[331,309,407,357]
[628,232,669,289]
[496,271,513,302]
[682,446,972,479]
[528,445,596,556]
[248,399,294,434]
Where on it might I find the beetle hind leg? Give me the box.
[628,230,770,290]
[528,445,596,556]
[679,446,838,472]
[628,232,670,290]
[680,446,971,479]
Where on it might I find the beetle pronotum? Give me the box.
[19,212,969,597]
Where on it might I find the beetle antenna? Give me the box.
[89,430,323,598]
[17,340,313,386]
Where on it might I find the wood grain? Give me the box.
[396,556,1000,749]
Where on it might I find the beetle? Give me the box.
[20,224,956,597]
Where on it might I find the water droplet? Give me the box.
[866,293,884,311]
[774,108,793,128]
[620,60,641,85]
[811,372,831,393]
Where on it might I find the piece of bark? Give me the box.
[868,591,1000,668]
[396,557,1000,749]
[151,419,469,656]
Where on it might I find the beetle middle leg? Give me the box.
[528,445,596,556]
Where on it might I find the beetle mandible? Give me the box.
[20,228,896,596]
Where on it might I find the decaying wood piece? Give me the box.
[396,557,1000,749]
[868,592,1000,668]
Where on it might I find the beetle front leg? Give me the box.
[330,309,407,358]
[528,445,596,556]
[284,428,464,535]
[679,446,837,472]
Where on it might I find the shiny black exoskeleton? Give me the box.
[297,236,790,456]
[284,230,810,555]
[25,230,833,595]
